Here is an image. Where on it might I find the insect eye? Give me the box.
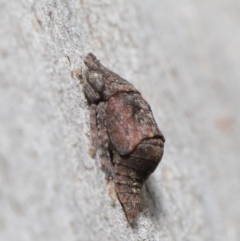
[95,78,104,91]
[89,73,105,91]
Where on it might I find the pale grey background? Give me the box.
[0,0,240,241]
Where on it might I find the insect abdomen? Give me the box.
[112,138,164,224]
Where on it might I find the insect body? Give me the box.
[77,53,165,225]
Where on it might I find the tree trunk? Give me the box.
[0,0,239,241]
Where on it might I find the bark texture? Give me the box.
[0,0,240,241]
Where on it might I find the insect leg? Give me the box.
[89,104,98,158]
[96,102,114,181]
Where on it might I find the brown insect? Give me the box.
[77,53,165,225]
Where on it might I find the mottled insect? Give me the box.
[77,53,165,225]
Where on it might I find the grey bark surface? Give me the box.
[0,0,240,241]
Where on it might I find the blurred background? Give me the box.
[0,0,239,241]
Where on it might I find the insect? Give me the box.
[77,53,165,225]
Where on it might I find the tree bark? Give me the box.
[0,0,239,241]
